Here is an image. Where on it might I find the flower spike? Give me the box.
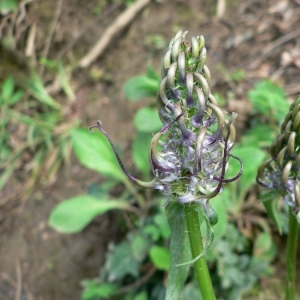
[257,96,300,218]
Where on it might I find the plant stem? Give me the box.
[184,204,216,300]
[123,178,145,208]
[285,207,299,300]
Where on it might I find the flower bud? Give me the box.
[151,31,243,208]
[90,31,243,212]
[257,96,300,214]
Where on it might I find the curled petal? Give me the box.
[194,73,210,99]
[89,121,156,188]
[178,51,186,84]
[167,62,181,100]
[186,73,194,107]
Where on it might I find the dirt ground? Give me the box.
[1,0,300,299]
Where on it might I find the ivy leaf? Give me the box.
[106,241,140,281]
[48,195,130,233]
[165,202,192,300]
[81,281,119,300]
[71,128,127,182]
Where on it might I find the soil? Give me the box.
[1,0,300,299]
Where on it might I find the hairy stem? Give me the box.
[285,207,299,300]
[184,203,216,300]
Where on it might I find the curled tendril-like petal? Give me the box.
[89,121,157,189]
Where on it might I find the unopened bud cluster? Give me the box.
[150,31,242,212]
[257,96,300,215]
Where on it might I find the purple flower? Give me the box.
[90,31,243,211]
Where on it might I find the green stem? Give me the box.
[285,207,299,300]
[184,204,216,300]
[123,177,145,208]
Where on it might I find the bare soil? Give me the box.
[1,0,300,299]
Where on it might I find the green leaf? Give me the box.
[253,231,277,264]
[210,189,230,240]
[81,281,119,300]
[149,246,170,270]
[248,80,289,123]
[0,156,19,190]
[10,90,24,105]
[297,212,300,224]
[87,180,118,198]
[71,128,127,182]
[133,132,151,177]
[106,241,140,281]
[134,107,163,132]
[58,62,76,101]
[133,291,148,300]
[0,0,17,15]
[131,233,150,262]
[1,76,15,103]
[146,66,160,81]
[48,195,130,233]
[27,73,61,109]
[154,212,171,239]
[228,146,267,195]
[261,191,283,234]
[165,202,192,300]
[241,124,276,147]
[144,224,160,241]
[180,281,203,300]
[124,75,160,102]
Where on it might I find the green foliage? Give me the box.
[248,80,289,123]
[72,128,127,182]
[81,281,118,300]
[48,75,289,299]
[261,191,283,234]
[0,0,17,15]
[149,246,170,270]
[133,133,151,177]
[27,73,61,109]
[106,241,141,280]
[134,107,163,132]
[0,61,79,199]
[124,67,160,102]
[48,195,130,233]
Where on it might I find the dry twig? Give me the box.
[250,28,300,69]
[79,0,151,68]
[56,3,121,59]
[40,0,64,75]
[15,259,22,300]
